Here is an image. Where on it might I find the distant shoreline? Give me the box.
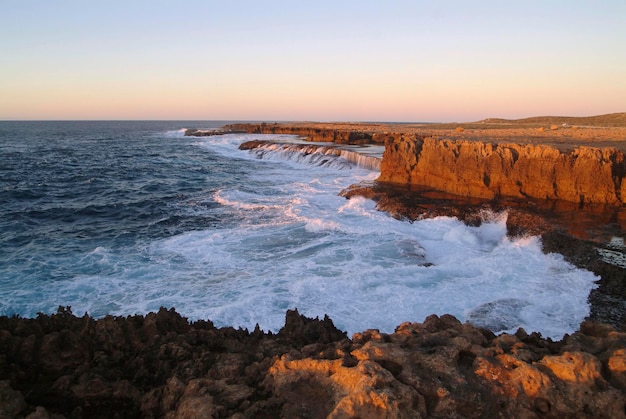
[213,112,626,153]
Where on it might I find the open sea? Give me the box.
[0,121,599,339]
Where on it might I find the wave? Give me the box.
[0,126,600,340]
[243,142,382,171]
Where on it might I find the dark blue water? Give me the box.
[1,121,239,289]
[0,121,598,339]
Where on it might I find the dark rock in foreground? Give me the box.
[1,308,625,418]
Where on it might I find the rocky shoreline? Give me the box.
[231,120,626,329]
[339,181,626,329]
[209,115,626,207]
[2,308,625,418]
[2,116,625,417]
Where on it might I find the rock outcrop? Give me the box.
[188,122,626,206]
[378,137,626,206]
[1,308,625,418]
[221,123,399,145]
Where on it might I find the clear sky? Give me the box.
[1,1,625,122]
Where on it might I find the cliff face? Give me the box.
[190,123,626,206]
[379,137,626,206]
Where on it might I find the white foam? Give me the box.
[162,128,189,138]
[213,189,283,212]
[2,133,599,340]
[238,140,382,171]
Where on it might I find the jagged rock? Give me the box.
[0,380,27,418]
[266,355,424,418]
[608,348,626,388]
[1,309,625,418]
[24,406,64,419]
[277,309,348,346]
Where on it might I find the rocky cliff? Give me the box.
[378,138,626,206]
[1,308,625,418]
[189,123,626,206]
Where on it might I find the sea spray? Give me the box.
[0,122,598,340]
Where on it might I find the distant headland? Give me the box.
[188,112,626,206]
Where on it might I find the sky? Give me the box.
[1,1,625,122]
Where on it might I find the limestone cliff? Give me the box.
[189,123,626,206]
[379,137,626,206]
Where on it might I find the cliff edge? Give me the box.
[378,137,626,206]
[204,115,626,206]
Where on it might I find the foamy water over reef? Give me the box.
[2,115,626,417]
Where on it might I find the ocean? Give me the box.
[0,121,598,339]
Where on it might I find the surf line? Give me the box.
[238,139,382,171]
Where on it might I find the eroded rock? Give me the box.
[1,309,625,418]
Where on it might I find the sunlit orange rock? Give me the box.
[198,121,626,206]
[539,351,603,384]
[378,137,626,206]
[608,348,626,388]
[2,308,625,417]
[267,355,424,418]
